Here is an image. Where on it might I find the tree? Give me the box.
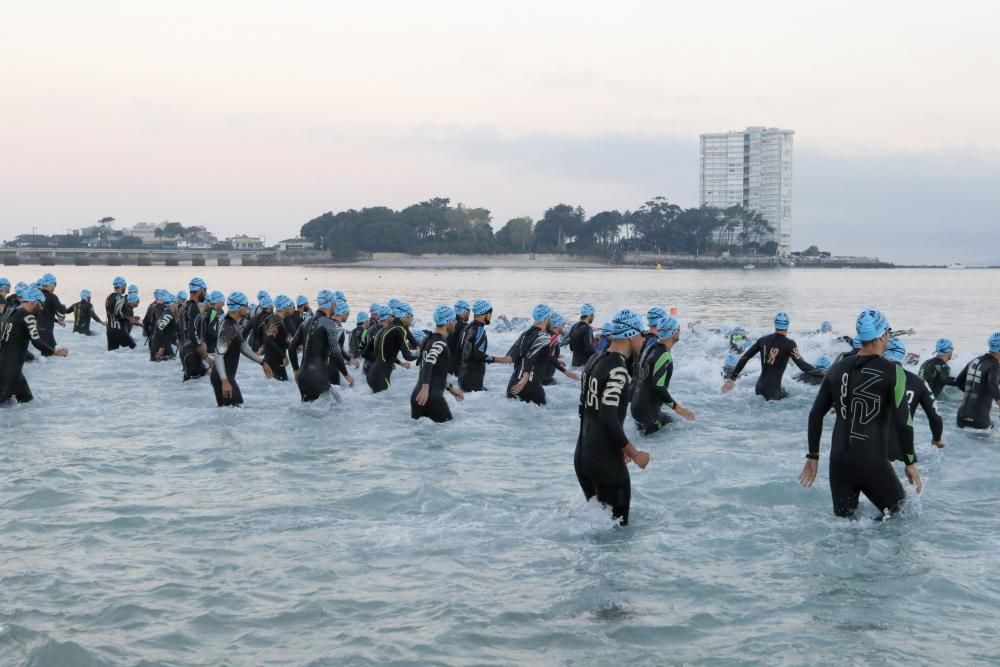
[631,197,682,252]
[760,240,780,256]
[803,245,820,257]
[98,216,115,227]
[115,235,144,249]
[533,204,585,251]
[496,217,534,252]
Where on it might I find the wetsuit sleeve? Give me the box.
[954,363,969,393]
[465,326,493,363]
[190,312,205,347]
[263,336,285,360]
[807,376,834,457]
[583,324,595,357]
[521,331,549,375]
[287,320,305,371]
[419,341,446,385]
[917,382,944,441]
[25,314,56,354]
[90,303,104,324]
[943,365,958,387]
[396,328,417,362]
[325,321,350,375]
[990,364,1000,401]
[652,351,676,408]
[892,365,917,464]
[240,338,265,365]
[600,365,631,449]
[729,338,762,379]
[214,330,230,381]
[788,340,819,375]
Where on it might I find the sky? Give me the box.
[1,1,997,263]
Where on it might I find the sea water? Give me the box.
[1,266,999,666]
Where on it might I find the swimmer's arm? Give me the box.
[728,338,761,380]
[790,344,820,375]
[239,338,265,365]
[807,377,833,458]
[954,363,968,393]
[918,383,944,442]
[892,366,917,464]
[652,353,676,407]
[214,339,229,381]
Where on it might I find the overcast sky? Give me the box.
[1,1,997,263]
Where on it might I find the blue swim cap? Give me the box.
[815,355,832,370]
[388,297,402,309]
[333,290,346,301]
[855,308,890,342]
[472,299,492,316]
[335,299,350,316]
[392,301,413,318]
[580,303,596,318]
[821,320,833,332]
[549,312,566,329]
[723,352,740,369]
[730,326,747,337]
[357,311,369,323]
[885,337,906,363]
[369,302,381,313]
[274,294,293,310]
[532,303,552,322]
[162,291,176,305]
[774,311,790,329]
[15,282,28,298]
[989,332,1000,354]
[296,295,309,307]
[935,338,954,355]
[208,290,225,305]
[600,322,614,336]
[23,286,44,303]
[127,293,139,304]
[0,277,9,290]
[257,290,270,301]
[434,305,457,326]
[377,304,392,320]
[657,316,680,339]
[852,337,862,350]
[127,285,139,295]
[647,307,667,328]
[80,289,91,299]
[188,277,207,292]
[411,329,427,345]
[609,309,644,340]
[38,273,57,286]
[317,290,337,310]
[152,288,164,301]
[227,291,249,310]
[177,290,188,302]
[112,276,127,288]
[259,295,274,309]
[454,299,471,314]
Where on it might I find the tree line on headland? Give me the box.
[300,197,779,261]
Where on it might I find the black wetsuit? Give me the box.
[539,332,569,386]
[203,308,222,354]
[729,332,818,400]
[574,351,634,525]
[179,300,207,381]
[568,320,596,368]
[367,320,416,393]
[152,307,179,361]
[141,302,159,344]
[210,316,265,407]
[888,368,943,461]
[808,355,916,517]
[447,319,467,376]
[244,309,273,352]
[349,324,367,362]
[289,313,349,402]
[105,292,136,351]
[630,341,677,435]
[327,327,348,387]
[262,316,289,381]
[506,327,550,405]
[360,321,383,376]
[955,354,1000,430]
[794,371,825,386]
[458,320,493,392]
[411,332,453,422]
[36,290,66,354]
[0,308,55,404]
[918,356,958,399]
[284,310,305,339]
[66,299,102,335]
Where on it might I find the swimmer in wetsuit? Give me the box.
[289,290,352,402]
[0,287,69,405]
[568,303,597,368]
[953,332,1000,430]
[203,291,225,354]
[349,311,370,363]
[574,309,651,526]
[447,299,470,377]
[800,308,922,518]
[35,273,66,355]
[327,298,354,386]
[360,305,391,377]
[918,338,958,399]
[0,278,9,318]
[210,292,273,407]
[367,300,417,393]
[506,304,557,405]
[630,315,696,435]
[795,356,831,386]
[728,326,749,353]
[411,305,466,423]
[105,276,139,351]
[179,277,211,381]
[723,311,821,400]
[884,338,944,460]
[65,289,105,336]
[151,292,180,361]
[538,312,581,387]
[457,299,512,392]
[261,295,294,381]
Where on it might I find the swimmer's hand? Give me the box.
[53,348,69,357]
[401,361,412,370]
[415,385,429,406]
[799,458,818,487]
[905,464,923,493]
[345,373,354,388]
[510,375,529,396]
[721,379,736,393]
[448,385,464,402]
[932,439,944,449]
[624,443,649,469]
[494,355,512,364]
[674,405,696,421]
[564,369,581,381]
[261,362,273,379]
[221,379,233,399]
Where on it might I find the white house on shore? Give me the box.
[277,237,314,251]
[227,235,265,250]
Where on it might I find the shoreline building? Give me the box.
[700,126,794,254]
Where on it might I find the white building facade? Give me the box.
[700,126,794,254]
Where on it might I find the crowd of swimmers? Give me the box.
[2,273,999,526]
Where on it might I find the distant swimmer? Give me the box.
[836,336,862,363]
[35,273,66,354]
[818,320,834,334]
[0,287,69,405]
[289,290,351,402]
[954,332,1000,431]
[457,299,511,392]
[728,326,749,353]
[574,309,650,526]
[261,295,294,381]
[447,300,470,377]
[105,276,139,351]
[538,312,580,387]
[722,312,821,400]
[568,303,597,368]
[630,315,695,435]
[884,338,944,459]
[800,309,922,518]
[65,289,104,336]
[327,298,353,387]
[210,292,273,407]
[151,292,180,361]
[203,291,225,354]
[506,304,556,405]
[179,277,211,381]
[644,307,668,354]
[349,311,370,364]
[411,305,465,423]
[360,305,391,378]
[245,294,274,352]
[721,352,740,379]
[918,338,958,399]
[366,300,416,393]
[795,356,831,386]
